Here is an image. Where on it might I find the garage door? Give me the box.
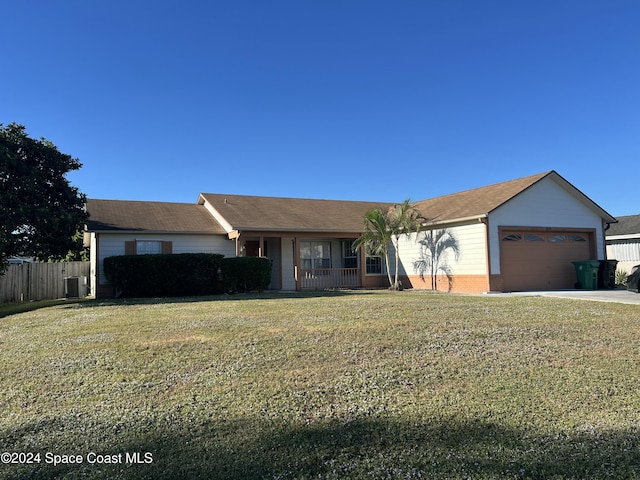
[501,230,593,291]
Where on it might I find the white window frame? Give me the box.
[365,247,383,275]
[136,240,163,255]
[300,241,331,270]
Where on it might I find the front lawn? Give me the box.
[0,291,638,479]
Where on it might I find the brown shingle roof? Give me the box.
[86,199,226,234]
[87,171,616,235]
[412,171,552,223]
[198,193,393,232]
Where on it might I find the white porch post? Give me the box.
[294,236,301,291]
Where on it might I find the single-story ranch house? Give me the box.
[85,170,617,298]
[606,214,640,275]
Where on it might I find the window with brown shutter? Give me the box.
[124,240,173,255]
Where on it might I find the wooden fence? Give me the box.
[0,262,90,303]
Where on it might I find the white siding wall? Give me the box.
[607,240,640,262]
[266,238,282,289]
[281,237,296,290]
[607,240,640,274]
[488,177,605,274]
[97,233,235,284]
[90,233,98,296]
[395,222,488,276]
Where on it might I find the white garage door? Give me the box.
[501,230,593,291]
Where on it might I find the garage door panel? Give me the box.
[501,230,592,291]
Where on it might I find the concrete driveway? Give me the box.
[483,288,640,305]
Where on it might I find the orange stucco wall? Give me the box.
[402,274,490,294]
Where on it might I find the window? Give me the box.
[125,240,172,255]
[569,235,587,242]
[365,247,382,274]
[136,240,163,255]
[549,235,566,242]
[525,234,544,242]
[502,234,522,241]
[365,255,382,274]
[342,240,358,268]
[300,241,330,269]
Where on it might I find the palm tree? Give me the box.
[352,208,395,288]
[353,199,423,290]
[413,229,460,291]
[388,200,423,290]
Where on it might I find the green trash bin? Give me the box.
[572,260,600,290]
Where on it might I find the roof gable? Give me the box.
[412,171,550,223]
[86,199,226,234]
[413,170,616,225]
[198,193,393,233]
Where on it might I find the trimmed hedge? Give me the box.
[221,257,272,293]
[103,253,224,298]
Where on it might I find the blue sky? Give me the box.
[2,1,639,216]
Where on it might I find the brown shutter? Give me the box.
[162,241,173,254]
[125,241,136,255]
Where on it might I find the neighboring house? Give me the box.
[85,170,616,297]
[605,214,640,275]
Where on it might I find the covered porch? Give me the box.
[231,231,387,291]
[298,266,361,289]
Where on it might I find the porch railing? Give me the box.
[300,268,361,290]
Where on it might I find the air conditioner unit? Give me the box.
[65,276,87,298]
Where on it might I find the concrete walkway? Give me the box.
[481,288,640,305]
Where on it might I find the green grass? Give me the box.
[0,291,638,479]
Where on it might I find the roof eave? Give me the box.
[606,233,640,240]
[87,229,225,235]
[421,214,489,228]
[232,227,365,234]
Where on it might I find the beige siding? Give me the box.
[489,177,605,275]
[396,222,487,276]
[281,237,296,290]
[97,233,235,284]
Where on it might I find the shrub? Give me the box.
[221,257,272,293]
[616,269,629,287]
[103,253,224,298]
